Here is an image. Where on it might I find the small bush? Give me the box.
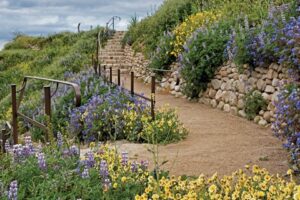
[180,21,230,98]
[244,90,267,120]
[149,32,176,73]
[140,106,188,144]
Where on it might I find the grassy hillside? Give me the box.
[0,27,106,122]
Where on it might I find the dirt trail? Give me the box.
[98,74,288,177]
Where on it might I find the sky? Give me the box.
[0,0,164,49]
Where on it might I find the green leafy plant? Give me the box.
[180,21,230,98]
[244,90,267,120]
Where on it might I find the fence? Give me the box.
[95,63,156,121]
[0,76,81,152]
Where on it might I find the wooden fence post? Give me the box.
[44,86,51,142]
[110,67,113,83]
[151,76,156,120]
[117,69,121,86]
[131,72,134,96]
[11,84,18,144]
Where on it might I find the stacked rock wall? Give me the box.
[200,62,288,126]
[123,45,288,126]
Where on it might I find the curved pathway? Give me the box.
[110,74,288,176]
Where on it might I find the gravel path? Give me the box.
[86,74,289,176]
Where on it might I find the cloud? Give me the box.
[0,0,164,44]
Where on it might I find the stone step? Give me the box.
[100,52,124,56]
[104,44,123,48]
[101,60,124,64]
[101,63,132,69]
[99,55,124,60]
[102,47,123,51]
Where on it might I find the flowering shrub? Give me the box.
[273,83,300,170]
[228,3,300,71]
[136,165,299,200]
[180,21,231,98]
[2,137,300,199]
[149,32,176,73]
[139,106,187,144]
[172,11,221,57]
[69,87,149,142]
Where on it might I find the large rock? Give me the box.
[267,103,275,111]
[238,110,247,118]
[272,78,279,87]
[237,99,245,109]
[236,81,246,93]
[170,81,176,90]
[265,85,275,93]
[257,79,266,91]
[262,93,271,101]
[254,116,261,123]
[248,77,257,88]
[263,111,272,122]
[272,91,280,102]
[220,70,228,77]
[208,89,217,99]
[217,101,225,110]
[270,63,280,71]
[266,69,274,79]
[258,119,268,126]
[215,90,223,101]
[228,92,238,106]
[174,85,181,92]
[211,99,218,108]
[211,79,222,90]
[223,104,231,112]
[221,80,233,91]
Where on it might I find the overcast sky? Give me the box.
[0,0,163,49]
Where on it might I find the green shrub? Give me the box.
[180,21,230,98]
[244,90,267,120]
[148,32,176,73]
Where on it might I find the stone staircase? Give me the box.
[99,31,130,72]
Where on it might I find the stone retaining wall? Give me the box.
[124,45,288,126]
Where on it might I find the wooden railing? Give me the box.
[2,76,81,149]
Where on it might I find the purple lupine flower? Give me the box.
[140,160,149,170]
[131,161,138,172]
[57,132,63,148]
[8,180,18,200]
[85,151,95,168]
[12,145,23,162]
[70,145,79,156]
[121,152,128,166]
[23,136,34,156]
[37,153,47,170]
[99,160,109,178]
[81,167,89,179]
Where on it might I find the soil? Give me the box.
[84,74,289,177]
